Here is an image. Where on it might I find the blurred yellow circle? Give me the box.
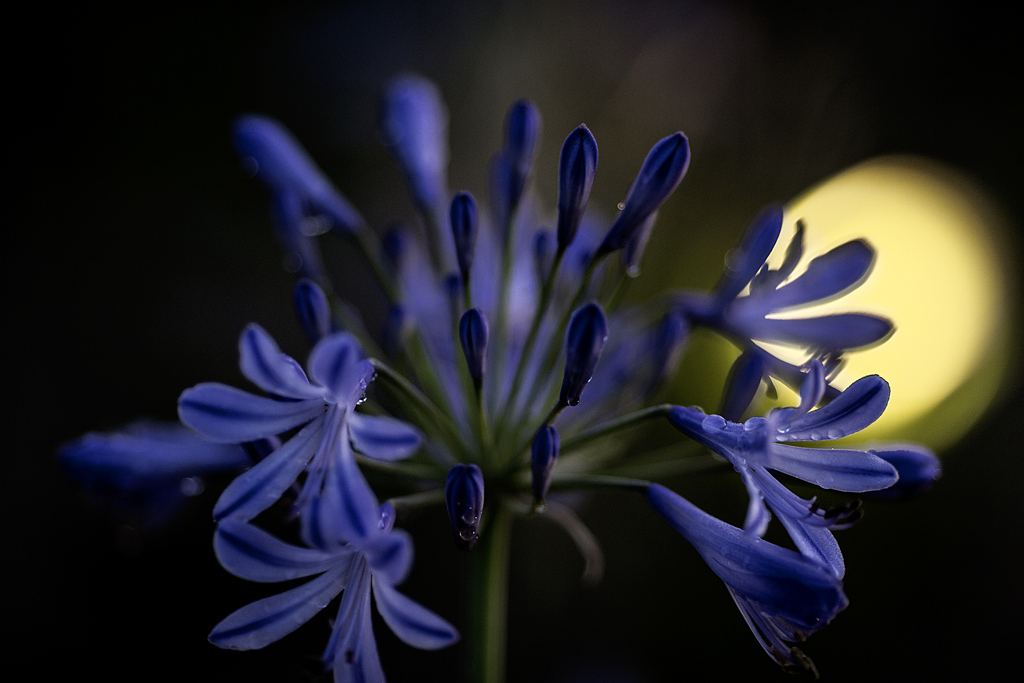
[763,156,1014,449]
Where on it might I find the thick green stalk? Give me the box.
[467,503,513,683]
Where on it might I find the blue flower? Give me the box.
[648,484,847,674]
[58,420,251,526]
[210,503,458,682]
[679,206,893,360]
[178,324,421,533]
[668,360,900,577]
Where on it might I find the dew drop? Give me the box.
[180,476,205,497]
[827,429,842,439]
[816,473,834,487]
[459,529,477,542]
[616,202,625,211]
[283,253,303,273]
[702,414,726,431]
[240,156,259,177]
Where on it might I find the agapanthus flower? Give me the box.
[648,484,847,674]
[178,322,421,531]
[667,359,939,579]
[678,206,894,401]
[210,503,458,682]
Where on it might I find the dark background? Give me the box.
[11,2,1022,681]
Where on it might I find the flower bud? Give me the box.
[233,115,363,234]
[449,191,479,283]
[556,124,598,251]
[867,445,942,499]
[445,464,485,550]
[597,132,689,256]
[459,308,489,387]
[503,99,541,208]
[559,303,609,407]
[531,424,560,504]
[379,75,449,212]
[293,279,332,346]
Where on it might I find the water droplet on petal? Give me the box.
[816,473,835,487]
[702,414,727,431]
[827,428,842,439]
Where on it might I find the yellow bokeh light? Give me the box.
[763,156,1013,449]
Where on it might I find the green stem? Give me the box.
[370,358,467,456]
[561,404,671,453]
[468,503,513,683]
[548,473,651,492]
[350,225,399,302]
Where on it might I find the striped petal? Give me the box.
[213,418,323,522]
[759,239,875,310]
[767,444,898,492]
[746,314,894,350]
[348,412,421,461]
[714,206,783,305]
[239,323,325,400]
[214,518,350,583]
[178,383,325,443]
[308,333,372,405]
[778,375,889,442]
[208,565,347,650]
[373,578,459,650]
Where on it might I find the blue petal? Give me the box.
[767,444,899,492]
[776,513,845,579]
[757,239,875,311]
[178,383,326,443]
[208,565,347,650]
[214,518,349,583]
[213,418,323,522]
[239,323,325,400]
[305,421,381,546]
[348,412,422,461]
[794,360,826,419]
[373,578,459,650]
[719,351,767,421]
[308,333,372,405]
[739,468,771,537]
[647,484,847,634]
[778,374,889,441]
[714,205,783,305]
[745,313,894,350]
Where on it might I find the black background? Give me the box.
[11,2,1022,681]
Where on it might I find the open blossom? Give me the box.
[210,504,457,682]
[678,206,894,401]
[178,322,421,529]
[668,359,939,578]
[648,484,847,674]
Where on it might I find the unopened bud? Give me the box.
[445,464,485,550]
